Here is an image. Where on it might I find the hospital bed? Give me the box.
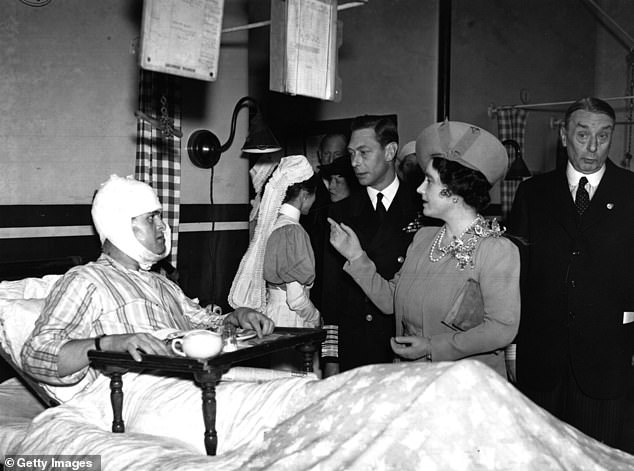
[1,259,634,471]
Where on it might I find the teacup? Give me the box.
[171,330,223,359]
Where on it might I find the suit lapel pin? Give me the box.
[606,203,614,210]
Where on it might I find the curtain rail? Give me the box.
[488,95,634,118]
[549,118,634,130]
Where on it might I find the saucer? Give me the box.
[235,329,257,341]
[152,328,185,341]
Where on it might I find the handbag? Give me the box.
[442,278,485,331]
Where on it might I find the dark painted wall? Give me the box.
[450,0,597,175]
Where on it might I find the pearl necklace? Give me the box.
[428,215,504,270]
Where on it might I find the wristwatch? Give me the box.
[94,334,107,351]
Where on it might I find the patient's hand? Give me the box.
[57,333,170,376]
[227,307,274,338]
[101,333,171,361]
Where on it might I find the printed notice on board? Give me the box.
[140,0,225,82]
[270,0,338,101]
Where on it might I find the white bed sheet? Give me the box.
[0,378,45,458]
[3,275,634,469]
[8,361,634,471]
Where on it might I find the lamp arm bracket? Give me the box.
[220,96,258,153]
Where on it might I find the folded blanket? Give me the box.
[11,361,634,470]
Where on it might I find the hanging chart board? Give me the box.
[139,0,225,82]
[270,0,340,101]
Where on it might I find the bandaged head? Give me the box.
[92,175,171,270]
[229,155,314,310]
[416,121,508,185]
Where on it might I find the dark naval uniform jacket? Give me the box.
[321,181,425,371]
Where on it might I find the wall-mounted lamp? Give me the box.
[187,96,282,169]
[502,139,531,180]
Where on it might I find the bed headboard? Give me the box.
[0,256,83,281]
[0,256,83,406]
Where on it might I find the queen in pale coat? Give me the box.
[328,121,520,378]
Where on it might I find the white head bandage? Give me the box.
[92,175,171,270]
[229,155,314,310]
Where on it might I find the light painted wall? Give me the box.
[0,0,139,204]
[4,0,629,208]
[0,0,250,206]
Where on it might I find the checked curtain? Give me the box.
[496,107,529,223]
[135,69,181,268]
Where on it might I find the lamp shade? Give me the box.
[242,111,282,154]
[502,139,531,180]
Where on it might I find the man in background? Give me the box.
[321,115,424,376]
[395,140,424,187]
[509,97,634,452]
[319,155,359,204]
[303,133,350,310]
[317,133,348,166]
[311,132,350,215]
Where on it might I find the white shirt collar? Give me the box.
[279,203,300,221]
[367,176,400,210]
[566,161,605,199]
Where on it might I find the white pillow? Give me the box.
[0,275,62,363]
[0,275,62,300]
[0,294,96,405]
[0,298,45,368]
[0,275,96,404]
[0,275,61,368]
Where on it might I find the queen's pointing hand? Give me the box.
[328,218,364,262]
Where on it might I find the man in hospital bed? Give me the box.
[21,174,273,391]
[13,174,634,469]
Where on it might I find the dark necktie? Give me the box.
[575,176,590,215]
[376,192,387,224]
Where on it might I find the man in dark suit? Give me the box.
[302,133,350,309]
[321,115,426,376]
[509,97,634,451]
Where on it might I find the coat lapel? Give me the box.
[578,160,620,232]
[345,182,419,252]
[365,183,415,252]
[552,160,621,235]
[346,189,376,246]
[550,169,579,239]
